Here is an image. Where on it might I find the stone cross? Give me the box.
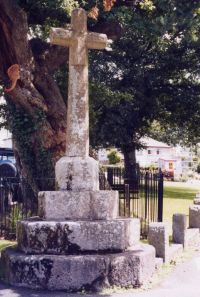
[50,8,109,157]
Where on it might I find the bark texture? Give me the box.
[0,0,68,188]
[122,144,138,183]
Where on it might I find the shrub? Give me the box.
[107,151,121,165]
[197,164,200,174]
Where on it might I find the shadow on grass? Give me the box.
[164,187,198,200]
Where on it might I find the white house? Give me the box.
[98,137,196,178]
[136,138,174,168]
[136,137,195,178]
[0,127,12,148]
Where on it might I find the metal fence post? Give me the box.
[158,170,164,222]
[107,167,113,186]
[124,184,130,216]
[144,172,148,220]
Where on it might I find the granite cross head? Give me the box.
[50,8,110,157]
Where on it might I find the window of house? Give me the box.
[157,150,160,155]
[169,162,173,170]
[148,150,151,155]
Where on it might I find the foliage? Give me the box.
[0,240,16,252]
[107,150,121,164]
[196,164,200,174]
[148,121,197,146]
[1,101,54,189]
[89,0,200,150]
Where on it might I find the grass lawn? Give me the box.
[0,240,16,252]
[163,181,200,233]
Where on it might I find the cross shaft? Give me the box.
[50,8,109,157]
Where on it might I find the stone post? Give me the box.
[148,222,169,262]
[172,213,187,246]
[189,205,200,228]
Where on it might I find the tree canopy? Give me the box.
[89,0,200,153]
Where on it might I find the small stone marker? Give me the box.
[189,205,200,228]
[148,222,183,263]
[172,213,187,245]
[173,213,200,249]
[194,198,200,205]
[148,222,169,261]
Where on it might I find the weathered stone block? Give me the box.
[189,205,200,228]
[17,218,140,254]
[55,156,99,191]
[172,213,187,245]
[155,258,163,270]
[1,244,155,291]
[38,190,119,220]
[166,244,183,263]
[172,213,200,249]
[148,222,169,262]
[194,198,200,205]
[184,228,200,249]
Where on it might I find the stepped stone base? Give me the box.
[55,156,99,191]
[17,218,140,254]
[1,245,155,291]
[38,190,118,220]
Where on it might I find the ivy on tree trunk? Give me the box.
[0,0,68,191]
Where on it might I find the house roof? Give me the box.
[159,158,177,162]
[141,137,172,149]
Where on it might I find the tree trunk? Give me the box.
[0,0,68,191]
[122,144,139,184]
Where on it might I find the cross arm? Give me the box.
[86,32,108,50]
[50,28,74,48]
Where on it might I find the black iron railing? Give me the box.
[102,167,163,237]
[0,168,163,239]
[0,177,52,239]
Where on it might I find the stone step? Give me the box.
[184,228,200,249]
[1,244,155,291]
[155,257,163,270]
[38,190,119,220]
[166,243,183,263]
[17,218,140,254]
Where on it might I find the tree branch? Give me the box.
[30,38,69,73]
[0,1,51,113]
[0,0,33,79]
